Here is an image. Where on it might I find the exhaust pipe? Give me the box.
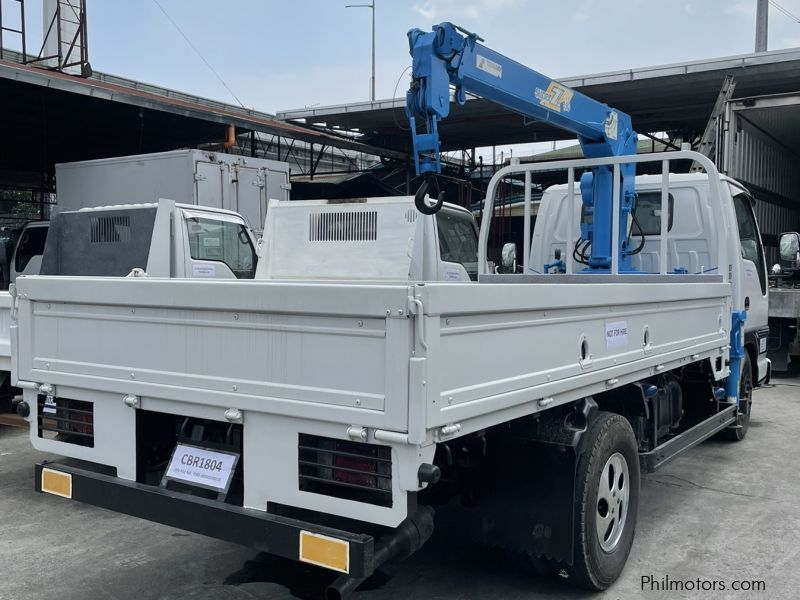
[223,124,236,150]
[325,506,435,600]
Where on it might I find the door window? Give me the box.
[436,209,479,281]
[15,226,48,273]
[185,217,256,279]
[730,187,766,295]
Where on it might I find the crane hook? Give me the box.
[415,175,445,215]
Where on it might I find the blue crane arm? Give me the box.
[405,22,639,271]
[405,22,637,173]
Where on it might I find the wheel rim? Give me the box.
[596,451,630,553]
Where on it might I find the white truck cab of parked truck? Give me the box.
[256,197,478,282]
[37,200,258,280]
[10,221,50,284]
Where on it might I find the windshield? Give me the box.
[436,209,479,281]
[633,192,674,235]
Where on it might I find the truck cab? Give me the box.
[774,231,800,281]
[531,173,770,385]
[10,221,50,285]
[767,231,800,370]
[256,197,478,282]
[40,200,257,279]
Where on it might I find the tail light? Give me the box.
[298,434,392,507]
[37,395,94,447]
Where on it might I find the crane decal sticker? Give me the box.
[604,111,619,140]
[476,54,503,78]
[535,82,573,112]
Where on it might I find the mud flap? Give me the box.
[471,398,597,565]
[475,441,578,564]
[0,371,12,413]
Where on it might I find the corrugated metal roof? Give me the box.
[0,49,405,160]
[277,47,800,152]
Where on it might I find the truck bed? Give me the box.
[769,287,800,319]
[13,275,731,525]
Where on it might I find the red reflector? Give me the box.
[334,455,377,488]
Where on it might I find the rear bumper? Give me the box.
[34,461,376,579]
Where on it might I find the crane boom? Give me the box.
[405,22,640,271]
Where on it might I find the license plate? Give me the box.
[164,443,239,493]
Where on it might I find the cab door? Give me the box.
[729,183,769,377]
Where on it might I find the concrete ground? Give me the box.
[2,380,799,600]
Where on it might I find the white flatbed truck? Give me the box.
[0,149,285,411]
[12,148,768,597]
[0,200,257,416]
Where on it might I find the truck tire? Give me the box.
[721,353,752,442]
[568,412,639,590]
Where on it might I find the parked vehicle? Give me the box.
[12,152,766,597]
[37,200,257,279]
[10,221,49,284]
[7,149,289,285]
[12,23,770,599]
[767,231,800,371]
[53,149,290,235]
[256,197,478,282]
[0,149,289,412]
[0,200,257,412]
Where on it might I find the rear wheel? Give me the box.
[567,412,640,590]
[721,353,753,442]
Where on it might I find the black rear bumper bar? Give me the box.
[34,461,376,579]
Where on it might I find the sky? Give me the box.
[5,0,800,159]
[7,0,800,114]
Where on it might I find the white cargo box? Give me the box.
[54,149,290,233]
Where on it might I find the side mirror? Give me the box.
[501,242,517,269]
[779,232,800,264]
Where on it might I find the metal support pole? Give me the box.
[523,171,531,274]
[21,0,27,59]
[659,160,669,275]
[611,164,621,275]
[81,0,89,72]
[566,167,575,275]
[345,0,376,101]
[755,0,768,52]
[56,0,62,67]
